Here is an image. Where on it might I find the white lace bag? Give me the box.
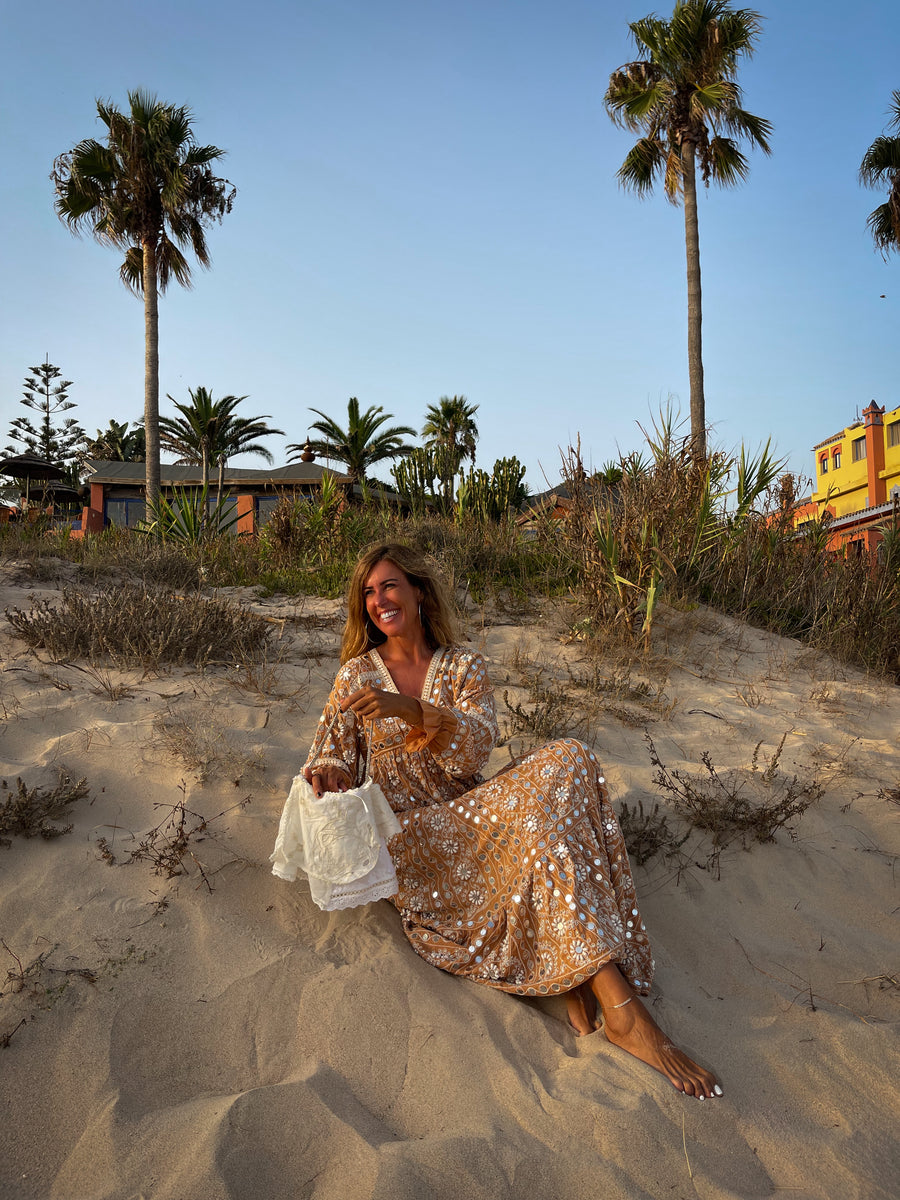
[270,710,401,910]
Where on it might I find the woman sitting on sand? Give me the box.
[301,542,722,1100]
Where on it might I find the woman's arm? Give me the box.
[303,663,372,794]
[414,650,499,778]
[333,649,498,780]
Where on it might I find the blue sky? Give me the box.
[1,0,898,495]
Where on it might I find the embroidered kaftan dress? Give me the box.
[305,645,654,998]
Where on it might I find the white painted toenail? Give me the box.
[698,1094,705,1100]
[714,1085,723,1096]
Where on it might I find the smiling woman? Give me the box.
[286,541,723,1100]
[363,559,422,641]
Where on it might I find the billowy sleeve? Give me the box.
[405,649,498,778]
[304,660,376,784]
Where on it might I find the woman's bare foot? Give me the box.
[589,964,723,1100]
[566,982,601,1037]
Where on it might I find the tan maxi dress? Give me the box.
[306,645,655,998]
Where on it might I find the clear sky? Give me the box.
[1,0,898,495]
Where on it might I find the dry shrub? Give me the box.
[80,537,204,590]
[97,792,251,891]
[502,684,586,748]
[572,663,660,705]
[2,941,59,1000]
[153,707,266,785]
[260,495,313,558]
[647,734,823,876]
[569,661,673,726]
[226,652,298,699]
[558,434,717,648]
[618,799,689,866]
[501,654,590,749]
[5,586,274,669]
[0,771,90,846]
[80,664,135,700]
[0,524,204,589]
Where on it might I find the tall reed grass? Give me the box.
[557,418,900,678]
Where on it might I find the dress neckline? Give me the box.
[369,646,445,702]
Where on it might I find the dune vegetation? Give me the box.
[3,421,898,683]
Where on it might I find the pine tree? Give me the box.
[5,358,85,476]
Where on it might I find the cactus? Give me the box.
[391,444,458,514]
[455,457,527,523]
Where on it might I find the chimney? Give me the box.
[863,402,886,507]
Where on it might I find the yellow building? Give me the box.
[795,402,900,553]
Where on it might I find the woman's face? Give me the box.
[363,559,422,640]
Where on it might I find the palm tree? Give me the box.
[52,91,236,513]
[81,419,146,462]
[605,1,772,458]
[211,411,286,507]
[422,395,480,504]
[289,397,416,490]
[160,387,284,507]
[859,90,900,258]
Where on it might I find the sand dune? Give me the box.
[1,566,897,1200]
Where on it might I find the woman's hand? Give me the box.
[342,686,421,726]
[304,764,352,799]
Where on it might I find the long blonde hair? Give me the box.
[341,542,459,664]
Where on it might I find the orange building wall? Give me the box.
[796,401,900,555]
[807,403,900,516]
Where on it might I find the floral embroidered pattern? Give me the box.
[304,646,654,997]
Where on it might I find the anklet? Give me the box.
[609,996,634,1009]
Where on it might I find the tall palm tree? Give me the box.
[52,91,236,513]
[605,1,772,458]
[859,90,900,258]
[422,395,480,504]
[289,397,416,491]
[160,387,284,506]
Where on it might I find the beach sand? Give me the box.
[1,563,897,1200]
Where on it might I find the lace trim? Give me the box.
[368,647,453,752]
[369,646,445,700]
[462,704,496,736]
[422,647,446,701]
[317,874,397,910]
[307,842,398,911]
[313,755,355,780]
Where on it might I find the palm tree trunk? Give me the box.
[216,456,225,515]
[681,142,706,460]
[200,439,210,532]
[143,240,161,517]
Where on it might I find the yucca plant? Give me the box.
[137,484,238,545]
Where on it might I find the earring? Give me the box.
[418,603,424,625]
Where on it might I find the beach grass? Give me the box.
[2,427,898,679]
